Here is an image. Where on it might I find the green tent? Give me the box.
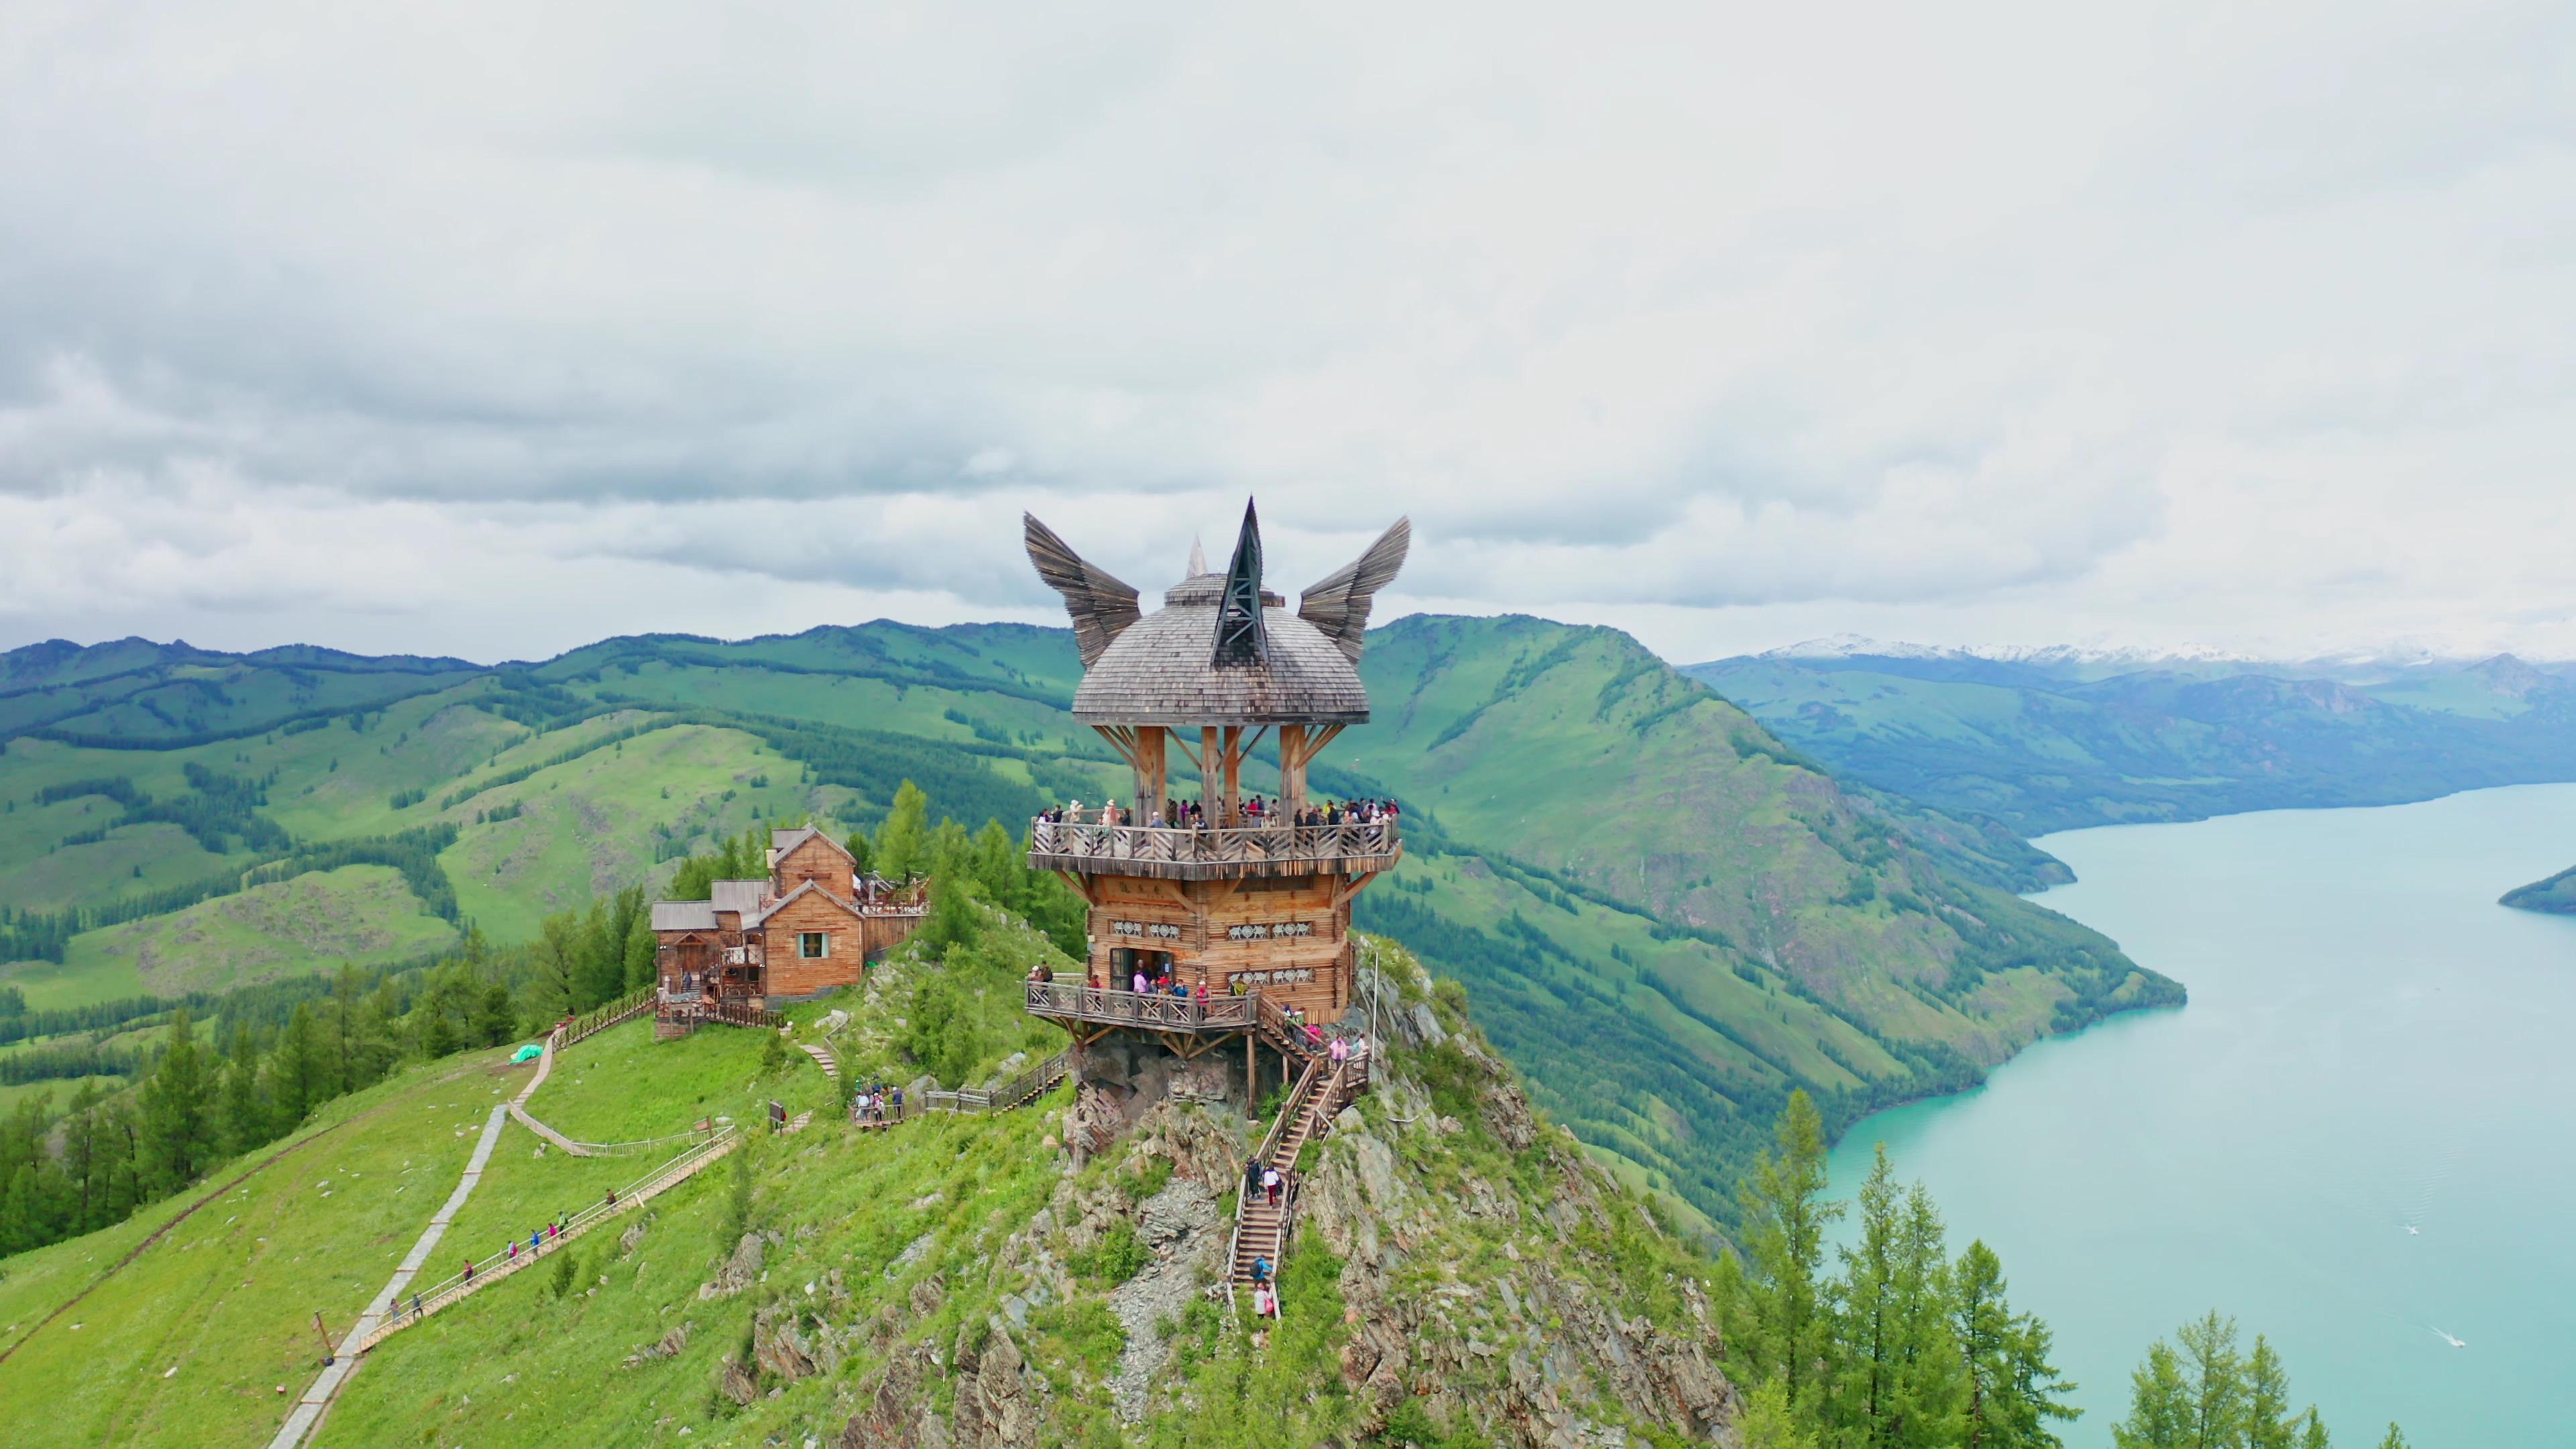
[511,1042,544,1063]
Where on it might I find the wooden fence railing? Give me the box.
[853,1049,1071,1126]
[1027,818,1398,871]
[562,987,654,1046]
[1024,981,1263,1032]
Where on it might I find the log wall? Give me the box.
[1080,871,1358,1022]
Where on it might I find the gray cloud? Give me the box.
[2,0,2572,663]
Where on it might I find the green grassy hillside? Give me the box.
[1692,650,2576,833]
[0,944,1746,1449]
[1339,617,2172,1220]
[0,619,2170,1226]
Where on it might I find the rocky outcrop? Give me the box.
[837,1326,1044,1449]
[698,1231,763,1300]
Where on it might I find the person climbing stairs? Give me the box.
[1227,1041,1370,1310]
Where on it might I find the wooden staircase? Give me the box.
[350,1125,740,1354]
[1228,1047,1369,1307]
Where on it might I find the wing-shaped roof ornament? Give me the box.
[1296,517,1410,663]
[1211,499,1268,667]
[1023,513,1142,668]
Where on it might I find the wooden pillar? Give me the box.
[1136,726,1167,821]
[1201,726,1220,821]
[1246,1029,1257,1120]
[1279,724,1308,815]
[1221,727,1242,824]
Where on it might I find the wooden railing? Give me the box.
[1024,981,1260,1032]
[854,1050,1071,1126]
[563,987,653,1046]
[659,997,784,1030]
[354,1125,739,1352]
[1027,817,1398,876]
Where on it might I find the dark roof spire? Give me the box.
[1211,499,1268,667]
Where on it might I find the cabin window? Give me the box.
[799,932,828,959]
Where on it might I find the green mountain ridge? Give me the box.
[0,616,2174,1228]
[1690,650,2576,834]
[2499,861,2576,914]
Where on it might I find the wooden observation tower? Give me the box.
[1020,500,1409,1108]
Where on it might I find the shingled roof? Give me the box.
[1028,501,1408,729]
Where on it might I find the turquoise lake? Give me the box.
[1824,784,2576,1447]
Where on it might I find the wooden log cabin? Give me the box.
[649,826,926,1034]
[1020,500,1409,1102]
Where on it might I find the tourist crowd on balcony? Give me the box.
[1033,795,1400,833]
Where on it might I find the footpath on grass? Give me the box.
[264,1069,528,1449]
[271,1017,790,1448]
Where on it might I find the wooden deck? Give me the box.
[1025,980,1260,1032]
[1027,818,1399,880]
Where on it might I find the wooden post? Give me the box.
[1246,1029,1257,1120]
[1279,724,1307,815]
[1138,727,1167,822]
[1201,726,1220,822]
[313,1310,337,1365]
[1221,726,1242,824]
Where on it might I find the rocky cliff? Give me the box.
[792,945,1741,1448]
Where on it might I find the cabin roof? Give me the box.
[770,826,852,863]
[745,877,869,927]
[651,901,718,932]
[709,879,769,917]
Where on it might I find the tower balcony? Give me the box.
[1028,814,1401,881]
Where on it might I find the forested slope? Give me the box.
[0,619,2175,1228]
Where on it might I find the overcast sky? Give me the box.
[3,1,2571,665]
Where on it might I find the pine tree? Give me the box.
[2299,1411,2332,1449]
[1733,1379,1819,1449]
[2373,1427,2408,1449]
[2176,1312,2248,1449]
[1828,1146,1902,1440]
[973,819,1018,902]
[95,1102,141,1224]
[271,1003,329,1130]
[327,965,363,1098]
[873,781,930,881]
[59,1083,104,1232]
[1952,1239,2078,1449]
[621,905,658,993]
[2112,1341,2192,1449]
[2245,1335,2300,1449]
[474,983,519,1046]
[527,914,582,1024]
[420,1001,460,1059]
[0,1163,40,1255]
[220,1053,271,1159]
[1733,1090,1841,1417]
[136,1008,217,1194]
[1886,1181,1966,1444]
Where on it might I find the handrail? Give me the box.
[854,1050,1069,1126]
[563,986,653,1046]
[1229,1051,1330,1320]
[358,1124,738,1348]
[1024,981,1260,1032]
[1027,817,1399,868]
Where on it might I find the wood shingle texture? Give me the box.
[1073,577,1371,727]
[1026,503,1411,729]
